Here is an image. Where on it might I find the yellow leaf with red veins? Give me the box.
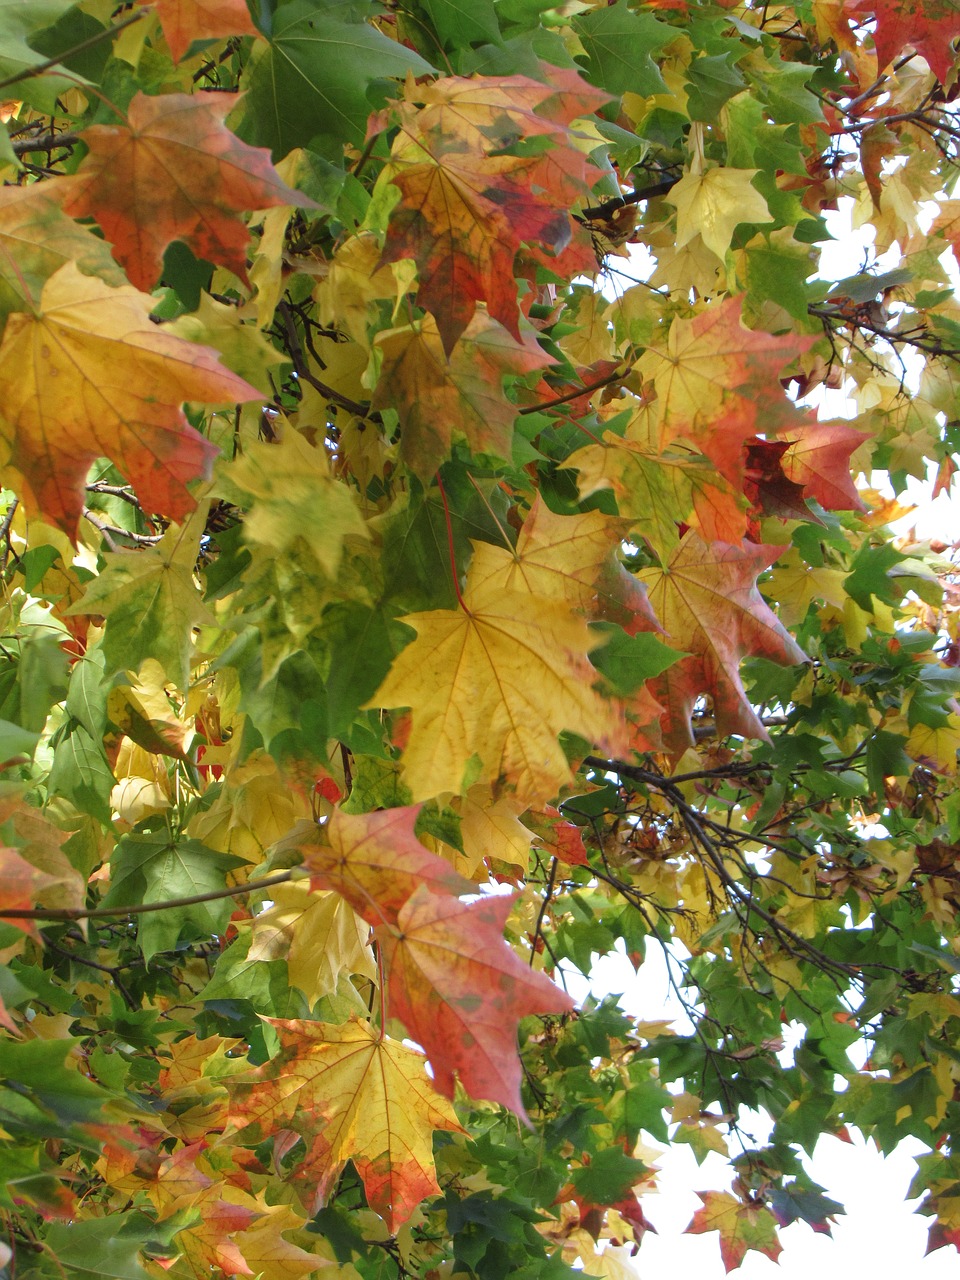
[227,1018,463,1232]
[637,531,806,752]
[377,888,574,1116]
[368,570,624,804]
[372,310,553,480]
[0,264,260,533]
[685,1190,782,1273]
[61,92,307,290]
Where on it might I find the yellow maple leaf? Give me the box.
[456,784,534,877]
[247,881,376,1005]
[227,1018,463,1232]
[908,716,960,775]
[233,1197,329,1280]
[367,570,623,803]
[667,166,772,262]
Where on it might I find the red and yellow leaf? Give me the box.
[377,887,574,1116]
[228,1018,463,1231]
[0,263,260,531]
[60,92,305,289]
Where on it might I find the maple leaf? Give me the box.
[379,70,608,352]
[0,263,260,532]
[637,531,807,752]
[667,166,773,262]
[567,430,746,558]
[455,785,535,876]
[743,437,815,525]
[637,297,811,484]
[367,569,623,804]
[68,502,214,691]
[277,805,473,927]
[779,421,869,511]
[846,0,960,80]
[466,496,657,629]
[686,1190,783,1273]
[146,0,259,63]
[376,887,575,1115]
[60,92,306,290]
[216,429,369,578]
[246,881,377,1005]
[228,1018,463,1231]
[0,845,58,939]
[372,310,553,479]
[0,184,125,333]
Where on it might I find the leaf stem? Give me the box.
[435,471,468,612]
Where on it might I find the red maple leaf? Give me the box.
[846,0,960,81]
[60,92,306,290]
[376,887,574,1116]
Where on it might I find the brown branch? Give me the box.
[0,870,296,923]
[579,175,683,222]
[276,299,372,418]
[518,367,630,416]
[11,132,80,157]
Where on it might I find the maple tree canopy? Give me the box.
[2,0,960,1275]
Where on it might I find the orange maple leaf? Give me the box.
[228,1019,463,1231]
[686,1190,783,1273]
[377,887,574,1116]
[279,805,473,927]
[779,421,869,511]
[0,846,58,939]
[372,309,553,479]
[0,263,261,531]
[637,531,807,752]
[379,70,608,353]
[637,297,812,485]
[145,0,258,63]
[60,92,306,290]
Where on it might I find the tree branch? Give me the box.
[0,870,296,923]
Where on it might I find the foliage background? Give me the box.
[0,0,959,1275]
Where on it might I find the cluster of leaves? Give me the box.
[1,0,960,1275]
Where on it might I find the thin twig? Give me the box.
[0,10,147,93]
[0,870,296,923]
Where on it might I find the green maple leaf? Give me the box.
[68,501,214,692]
